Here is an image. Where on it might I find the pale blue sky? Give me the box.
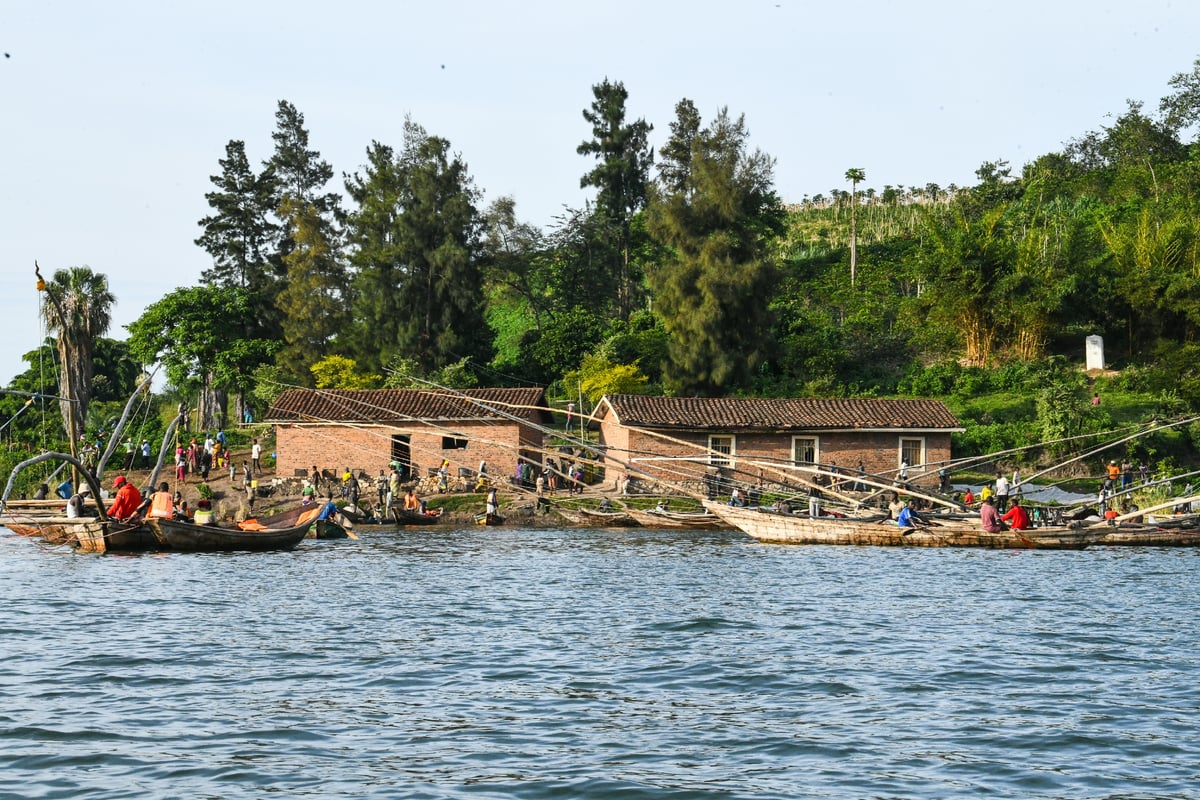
[3,0,1198,386]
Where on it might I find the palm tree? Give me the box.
[844,167,866,285]
[36,263,115,456]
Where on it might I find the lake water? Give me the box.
[3,525,1199,799]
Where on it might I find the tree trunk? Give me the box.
[56,339,93,457]
[962,310,996,367]
[1014,323,1047,361]
[197,372,223,430]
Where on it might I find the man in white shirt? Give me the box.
[994,472,1010,513]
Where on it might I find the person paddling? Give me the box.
[897,499,930,530]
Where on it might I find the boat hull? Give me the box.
[145,518,310,552]
[392,507,445,525]
[625,508,729,530]
[553,507,636,527]
[3,516,157,553]
[1100,529,1200,546]
[703,502,1106,550]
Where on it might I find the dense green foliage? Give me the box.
[11,58,1200,473]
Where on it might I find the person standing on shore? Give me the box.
[251,439,262,475]
[994,472,1010,513]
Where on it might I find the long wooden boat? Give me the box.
[1099,528,1200,546]
[144,517,311,552]
[553,506,637,527]
[624,507,729,530]
[702,501,1109,550]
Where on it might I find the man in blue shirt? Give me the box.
[897,499,929,529]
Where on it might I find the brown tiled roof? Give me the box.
[599,394,961,431]
[267,387,551,424]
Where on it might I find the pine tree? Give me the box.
[657,98,701,192]
[266,100,341,215]
[264,100,343,274]
[646,107,784,395]
[577,78,653,319]
[343,142,406,373]
[276,198,348,378]
[195,139,279,291]
[393,120,489,372]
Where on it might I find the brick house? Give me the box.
[266,387,553,481]
[594,394,962,490]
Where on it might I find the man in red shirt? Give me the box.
[107,475,143,521]
[1000,497,1031,530]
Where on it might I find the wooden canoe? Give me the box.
[702,501,1108,550]
[624,508,729,530]
[391,506,446,525]
[553,506,637,527]
[144,517,310,552]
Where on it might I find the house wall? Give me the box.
[597,418,632,489]
[598,425,952,489]
[275,420,541,482]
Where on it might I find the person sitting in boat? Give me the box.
[194,498,216,525]
[980,496,1007,533]
[148,481,176,519]
[34,483,50,500]
[317,497,339,522]
[729,488,746,507]
[404,488,421,514]
[655,498,671,512]
[599,497,614,512]
[896,499,929,529]
[1000,497,1031,531]
[107,475,143,522]
[65,488,89,519]
[963,488,975,507]
[887,492,906,520]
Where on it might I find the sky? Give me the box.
[3,0,1199,388]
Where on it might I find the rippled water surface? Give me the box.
[2,525,1199,799]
